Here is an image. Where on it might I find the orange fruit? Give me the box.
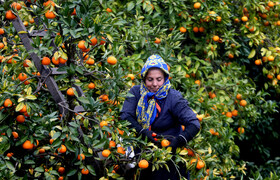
[267,56,274,61]
[0,43,5,49]
[0,28,4,35]
[102,149,111,157]
[241,16,248,22]
[196,114,204,121]
[236,93,242,100]
[100,36,106,45]
[19,105,27,113]
[109,140,116,149]
[193,27,199,33]
[12,131,18,138]
[186,148,194,156]
[277,74,280,80]
[190,158,197,165]
[117,147,126,154]
[11,2,22,10]
[209,92,216,99]
[212,35,219,42]
[7,153,13,158]
[195,80,201,86]
[193,2,201,9]
[127,74,135,80]
[226,112,232,118]
[89,37,98,46]
[99,94,109,102]
[154,38,161,44]
[88,82,95,89]
[138,159,149,169]
[66,88,75,96]
[49,139,54,144]
[52,57,60,65]
[81,168,89,175]
[58,167,65,174]
[268,1,274,7]
[238,127,245,134]
[4,99,13,107]
[196,160,205,169]
[22,140,34,149]
[216,16,222,22]
[179,27,187,33]
[232,109,238,116]
[78,40,87,50]
[71,8,76,15]
[106,8,112,13]
[267,74,273,79]
[23,59,32,67]
[42,57,51,65]
[77,153,85,160]
[239,100,247,107]
[198,27,205,33]
[228,53,234,59]
[58,177,63,180]
[107,56,117,65]
[6,10,17,20]
[58,144,67,153]
[255,59,261,65]
[29,18,35,24]
[209,128,215,135]
[45,10,56,19]
[59,57,67,64]
[43,0,55,7]
[18,73,28,81]
[16,115,25,123]
[39,148,45,153]
[86,58,95,65]
[161,139,170,147]
[100,120,108,128]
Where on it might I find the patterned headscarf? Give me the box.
[136,54,171,129]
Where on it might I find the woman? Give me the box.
[120,54,200,180]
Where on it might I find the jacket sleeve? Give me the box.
[120,86,143,132]
[171,90,200,142]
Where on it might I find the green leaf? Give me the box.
[15,102,24,112]
[52,132,61,140]
[67,169,77,176]
[87,165,96,175]
[24,160,35,165]
[18,31,28,34]
[127,2,135,11]
[0,136,10,155]
[248,49,256,59]
[25,95,37,100]
[5,161,15,171]
[35,166,45,172]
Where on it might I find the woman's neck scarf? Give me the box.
[136,54,171,130]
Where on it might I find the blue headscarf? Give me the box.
[136,54,171,129]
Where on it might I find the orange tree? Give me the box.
[0,0,279,179]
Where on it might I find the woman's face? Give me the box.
[144,68,165,93]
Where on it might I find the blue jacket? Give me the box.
[121,85,200,140]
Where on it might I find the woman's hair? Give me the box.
[143,67,167,81]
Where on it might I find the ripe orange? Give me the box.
[194,80,201,86]
[12,131,19,138]
[186,148,194,156]
[58,177,63,180]
[11,2,22,10]
[29,18,35,24]
[71,8,76,15]
[268,1,275,7]
[193,27,199,33]
[238,127,245,134]
[239,100,247,107]
[0,28,4,35]
[193,2,201,9]
[196,160,205,169]
[100,120,108,128]
[179,27,187,33]
[78,40,87,50]
[277,74,280,80]
[236,93,242,100]
[81,168,89,175]
[16,115,25,123]
[19,105,27,113]
[216,16,222,22]
[209,92,216,99]
[22,140,34,149]
[138,159,149,169]
[102,149,111,157]
[196,114,204,121]
[106,8,112,13]
[45,10,56,19]
[255,59,262,65]
[4,99,13,107]
[228,53,234,59]
[190,158,197,165]
[52,57,60,65]
[39,148,45,153]
[23,59,32,67]
[241,16,248,22]
[107,56,117,65]
[59,57,67,64]
[154,38,161,44]
[43,0,55,7]
[267,74,273,79]
[209,128,215,135]
[127,74,135,80]
[267,56,274,61]
[199,27,205,33]
[212,35,219,42]
[109,140,116,149]
[99,94,109,102]
[161,139,170,147]
[7,153,14,158]
[66,88,75,96]
[89,37,98,46]
[78,153,85,160]
[0,43,5,49]
[88,82,95,89]
[42,57,51,65]
[6,10,17,20]
[18,73,27,81]
[49,139,54,144]
[117,146,126,154]
[225,112,232,118]
[231,109,238,116]
[58,167,65,174]
[86,58,95,65]
[100,36,106,45]
[58,144,67,153]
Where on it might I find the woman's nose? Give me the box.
[152,80,157,86]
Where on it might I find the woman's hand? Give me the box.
[140,129,159,143]
[167,135,187,154]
